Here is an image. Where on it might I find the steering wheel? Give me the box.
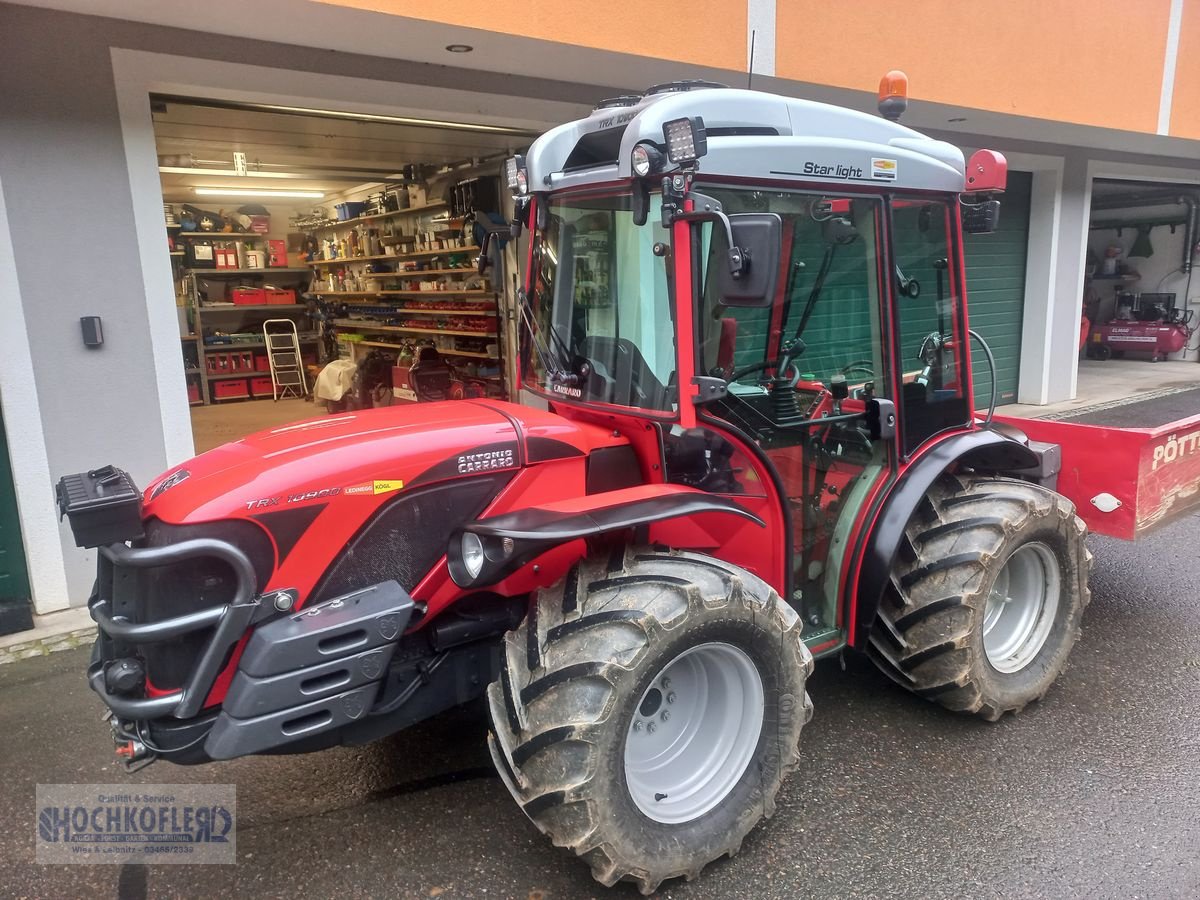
[728,359,802,388]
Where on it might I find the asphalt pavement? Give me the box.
[2,512,1198,899]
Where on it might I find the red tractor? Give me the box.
[61,77,1108,893]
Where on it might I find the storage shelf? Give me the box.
[375,290,493,298]
[187,267,309,275]
[199,304,308,312]
[169,251,185,257]
[309,200,448,232]
[388,245,478,261]
[387,307,497,316]
[311,290,381,297]
[180,335,199,341]
[177,232,267,241]
[203,338,318,350]
[334,320,493,338]
[362,267,479,278]
[205,371,261,381]
[308,254,394,267]
[341,338,498,360]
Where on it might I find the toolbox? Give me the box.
[55,465,144,549]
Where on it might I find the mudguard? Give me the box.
[447,483,764,587]
[852,428,1041,645]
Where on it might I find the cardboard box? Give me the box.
[245,250,266,268]
[406,184,427,208]
[267,239,288,267]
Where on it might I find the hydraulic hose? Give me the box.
[968,329,998,427]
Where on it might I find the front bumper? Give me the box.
[87,537,261,721]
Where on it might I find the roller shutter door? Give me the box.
[963,170,1032,407]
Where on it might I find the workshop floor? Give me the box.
[190,397,320,454]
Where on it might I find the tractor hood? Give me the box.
[144,400,605,525]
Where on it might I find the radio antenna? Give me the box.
[748,29,756,89]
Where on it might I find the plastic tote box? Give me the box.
[212,378,249,400]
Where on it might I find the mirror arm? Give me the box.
[669,207,749,279]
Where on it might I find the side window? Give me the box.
[892,198,970,455]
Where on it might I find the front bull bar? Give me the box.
[87,538,260,721]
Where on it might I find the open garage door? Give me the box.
[964,170,1032,407]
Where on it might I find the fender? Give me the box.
[447,483,764,588]
[851,428,1041,645]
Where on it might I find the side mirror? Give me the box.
[961,199,1001,234]
[713,212,782,308]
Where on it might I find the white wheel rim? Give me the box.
[983,542,1061,674]
[623,642,765,825]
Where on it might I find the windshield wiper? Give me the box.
[517,287,578,386]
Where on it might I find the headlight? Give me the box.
[461,532,485,579]
[631,143,663,177]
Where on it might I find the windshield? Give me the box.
[522,193,676,412]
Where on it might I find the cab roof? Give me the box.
[525,84,966,194]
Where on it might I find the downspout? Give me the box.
[1182,194,1197,274]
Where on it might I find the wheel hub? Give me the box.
[983,542,1061,674]
[623,642,764,824]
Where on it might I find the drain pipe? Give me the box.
[1183,194,1198,274]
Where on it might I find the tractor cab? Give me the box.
[505,79,1008,648]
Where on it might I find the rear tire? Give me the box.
[867,475,1092,720]
[487,547,813,895]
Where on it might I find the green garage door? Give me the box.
[963,170,1032,407]
[0,405,34,635]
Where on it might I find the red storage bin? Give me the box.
[264,288,297,305]
[187,381,201,404]
[250,376,274,398]
[231,288,267,305]
[254,354,270,372]
[212,378,249,400]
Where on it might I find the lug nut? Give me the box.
[661,677,671,689]
[632,721,643,732]
[666,692,676,704]
[646,722,657,734]
[661,711,670,722]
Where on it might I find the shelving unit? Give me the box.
[180,264,316,405]
[303,200,504,397]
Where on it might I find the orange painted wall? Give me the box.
[1170,0,1200,138]
[317,0,747,72]
[774,0,1172,133]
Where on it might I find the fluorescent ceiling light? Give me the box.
[194,187,324,198]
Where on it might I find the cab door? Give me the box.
[677,187,898,653]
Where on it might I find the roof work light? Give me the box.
[662,117,708,164]
[505,154,528,195]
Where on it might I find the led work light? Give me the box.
[505,154,528,195]
[662,116,708,164]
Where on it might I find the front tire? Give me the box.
[867,475,1092,720]
[487,547,813,895]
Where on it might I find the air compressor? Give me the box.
[1087,292,1194,361]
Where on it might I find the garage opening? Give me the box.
[1085,180,1199,360]
[153,97,534,452]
